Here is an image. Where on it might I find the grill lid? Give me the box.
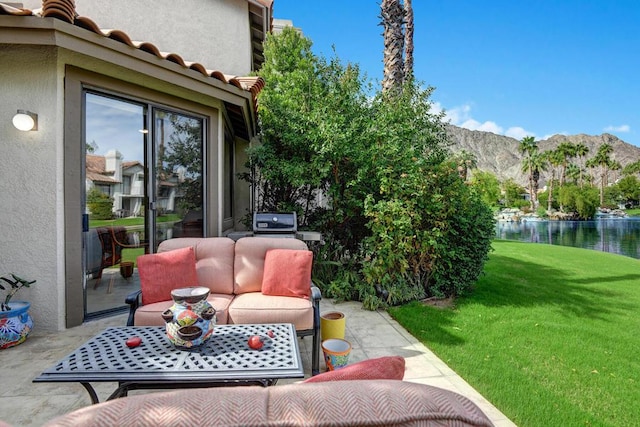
[253,212,297,234]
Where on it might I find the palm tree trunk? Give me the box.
[532,169,540,208]
[548,171,554,212]
[600,167,605,206]
[528,165,534,209]
[403,0,413,80]
[579,157,584,188]
[381,0,405,93]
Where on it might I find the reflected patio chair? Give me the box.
[94,226,149,293]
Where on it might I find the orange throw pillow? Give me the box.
[303,356,406,383]
[261,249,312,298]
[137,247,199,305]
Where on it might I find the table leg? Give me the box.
[80,382,100,404]
[106,383,131,401]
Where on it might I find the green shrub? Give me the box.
[87,188,113,220]
[558,184,599,219]
[469,170,500,207]
[362,163,494,308]
[511,199,529,210]
[535,206,548,218]
[427,184,494,298]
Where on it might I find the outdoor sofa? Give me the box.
[125,236,322,375]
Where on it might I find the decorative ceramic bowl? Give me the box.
[163,287,216,348]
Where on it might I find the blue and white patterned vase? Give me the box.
[0,301,33,350]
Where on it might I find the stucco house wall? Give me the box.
[20,0,259,76]
[0,44,65,330]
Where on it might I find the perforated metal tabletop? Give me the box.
[34,324,303,403]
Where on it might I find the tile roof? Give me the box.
[85,154,118,184]
[85,154,143,184]
[0,0,267,138]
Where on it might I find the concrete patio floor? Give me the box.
[0,300,515,426]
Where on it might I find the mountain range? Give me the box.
[446,125,640,187]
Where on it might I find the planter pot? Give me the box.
[0,301,33,350]
[320,311,346,341]
[120,262,134,279]
[322,338,351,371]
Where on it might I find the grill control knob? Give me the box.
[272,217,278,222]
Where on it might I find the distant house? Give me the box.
[0,0,272,329]
[86,151,152,217]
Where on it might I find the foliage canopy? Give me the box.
[248,27,494,308]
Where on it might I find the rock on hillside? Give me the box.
[446,124,640,187]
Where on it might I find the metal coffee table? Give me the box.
[34,323,304,403]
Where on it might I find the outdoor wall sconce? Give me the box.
[12,110,38,131]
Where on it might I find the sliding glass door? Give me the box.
[153,109,204,244]
[83,91,204,318]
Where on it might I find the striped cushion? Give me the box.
[44,380,494,427]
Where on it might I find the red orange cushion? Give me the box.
[303,356,406,383]
[137,247,198,305]
[261,249,312,299]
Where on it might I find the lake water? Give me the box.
[495,218,640,260]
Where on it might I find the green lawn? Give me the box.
[389,240,640,427]
[90,214,181,266]
[90,213,181,228]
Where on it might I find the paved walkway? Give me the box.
[0,300,515,426]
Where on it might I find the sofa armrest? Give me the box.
[310,283,322,376]
[125,289,142,326]
[311,284,322,302]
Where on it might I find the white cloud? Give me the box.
[443,104,471,125]
[461,119,504,134]
[438,102,536,140]
[505,127,530,140]
[604,124,630,132]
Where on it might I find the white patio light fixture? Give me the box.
[12,110,38,131]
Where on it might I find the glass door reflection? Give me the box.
[153,109,204,244]
[83,93,205,319]
[84,92,147,317]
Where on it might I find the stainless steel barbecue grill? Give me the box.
[252,212,297,238]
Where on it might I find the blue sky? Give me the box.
[273,1,640,146]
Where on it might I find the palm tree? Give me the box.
[575,142,589,188]
[403,0,414,80]
[585,157,598,188]
[593,143,613,206]
[454,150,477,181]
[381,0,405,93]
[381,0,414,94]
[519,136,538,209]
[544,149,564,212]
[609,160,622,184]
[622,160,640,178]
[556,141,576,185]
[530,152,547,210]
[566,163,581,185]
